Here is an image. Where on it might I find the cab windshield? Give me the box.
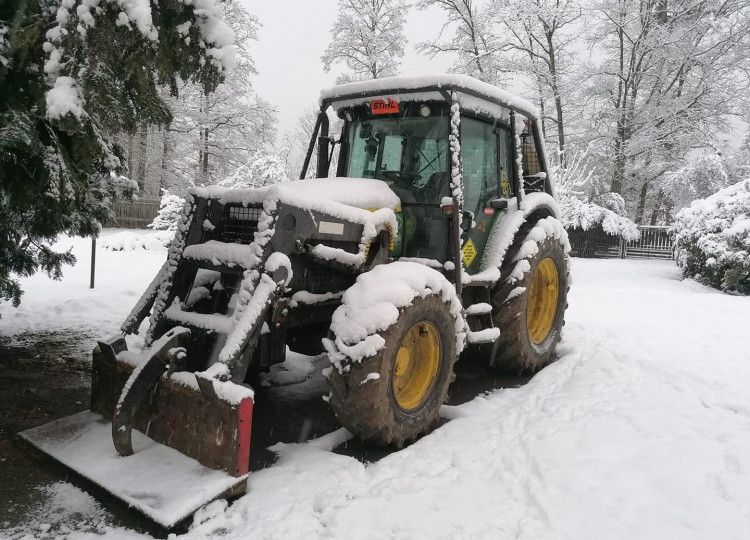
[344,108,450,205]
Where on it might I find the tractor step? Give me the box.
[464,300,496,342]
[20,411,246,528]
[465,302,492,315]
[467,327,500,344]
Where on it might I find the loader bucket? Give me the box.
[20,331,254,528]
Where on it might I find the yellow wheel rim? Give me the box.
[527,258,559,345]
[392,321,441,411]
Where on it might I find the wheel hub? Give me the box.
[392,322,440,411]
[527,257,559,344]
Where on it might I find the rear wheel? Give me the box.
[490,219,569,372]
[327,295,457,447]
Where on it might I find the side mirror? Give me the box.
[489,198,509,210]
[461,210,474,231]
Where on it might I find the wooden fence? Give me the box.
[568,225,674,259]
[109,199,160,229]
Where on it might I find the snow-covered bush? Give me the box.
[672,179,750,294]
[148,189,185,232]
[553,151,639,242]
[100,231,173,251]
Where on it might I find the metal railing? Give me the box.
[568,225,674,259]
[624,225,673,259]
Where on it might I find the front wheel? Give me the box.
[490,217,570,372]
[327,295,457,447]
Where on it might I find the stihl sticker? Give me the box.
[371,99,399,115]
[483,208,495,215]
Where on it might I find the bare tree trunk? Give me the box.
[136,123,148,192]
[636,180,649,224]
[546,30,566,165]
[160,127,171,192]
[127,133,134,176]
[202,127,210,180]
[649,188,665,225]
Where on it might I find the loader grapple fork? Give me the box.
[108,327,190,457]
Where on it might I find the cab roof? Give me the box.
[319,74,540,122]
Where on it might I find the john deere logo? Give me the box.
[371,99,399,115]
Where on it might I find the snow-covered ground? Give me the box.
[0,230,168,339]
[2,232,750,539]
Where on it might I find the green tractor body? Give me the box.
[20,75,570,527]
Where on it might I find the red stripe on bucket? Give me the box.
[235,398,254,476]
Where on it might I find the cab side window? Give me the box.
[521,122,542,175]
[460,117,497,216]
[497,127,513,197]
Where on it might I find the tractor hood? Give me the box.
[190,178,401,269]
[190,177,400,213]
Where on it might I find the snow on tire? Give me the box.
[323,262,465,446]
[490,217,571,373]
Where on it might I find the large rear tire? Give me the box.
[490,218,570,373]
[327,295,457,447]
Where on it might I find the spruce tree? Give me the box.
[0,0,234,310]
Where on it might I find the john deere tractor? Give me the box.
[22,74,570,527]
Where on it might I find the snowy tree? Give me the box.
[663,154,730,218]
[584,0,750,222]
[417,0,506,84]
[417,0,582,159]
[218,152,290,189]
[147,2,276,192]
[322,0,409,83]
[725,127,750,186]
[490,0,582,159]
[0,0,234,309]
[554,150,639,240]
[148,190,186,232]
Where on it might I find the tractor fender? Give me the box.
[474,192,561,284]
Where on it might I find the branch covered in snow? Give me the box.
[553,151,639,242]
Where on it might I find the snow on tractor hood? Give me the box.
[190,177,401,213]
[277,177,401,210]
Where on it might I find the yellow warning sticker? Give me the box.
[462,238,477,267]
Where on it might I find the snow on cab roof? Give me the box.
[319,74,539,120]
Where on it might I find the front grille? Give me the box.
[223,204,262,244]
[288,255,355,294]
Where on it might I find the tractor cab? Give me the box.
[309,75,552,278]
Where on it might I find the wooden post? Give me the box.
[90,237,96,289]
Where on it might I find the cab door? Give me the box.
[460,116,513,273]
